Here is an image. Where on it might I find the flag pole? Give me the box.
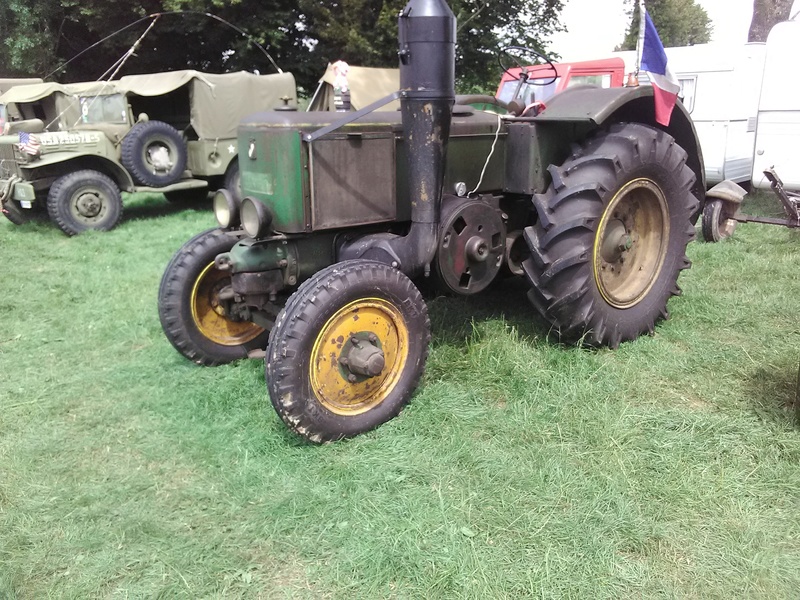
[636,0,646,76]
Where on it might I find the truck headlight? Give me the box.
[213,189,239,229]
[240,196,273,238]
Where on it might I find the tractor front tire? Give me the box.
[223,159,241,202]
[266,260,430,443]
[523,122,699,348]
[164,188,209,204]
[47,170,123,235]
[158,228,269,365]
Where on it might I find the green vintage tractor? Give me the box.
[159,0,706,443]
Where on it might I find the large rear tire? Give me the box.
[121,120,187,187]
[267,260,430,443]
[158,228,269,365]
[46,169,123,236]
[523,122,699,348]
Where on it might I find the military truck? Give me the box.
[158,0,706,443]
[0,70,296,235]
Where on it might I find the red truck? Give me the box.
[495,56,625,108]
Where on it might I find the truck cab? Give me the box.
[495,57,625,106]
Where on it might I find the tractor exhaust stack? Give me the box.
[340,0,456,275]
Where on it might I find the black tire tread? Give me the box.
[46,169,123,236]
[121,120,187,187]
[267,260,431,443]
[158,228,268,366]
[522,122,699,348]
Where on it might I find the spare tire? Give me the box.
[121,120,187,187]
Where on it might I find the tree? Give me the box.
[296,0,566,93]
[0,0,565,94]
[618,0,712,51]
[748,0,793,42]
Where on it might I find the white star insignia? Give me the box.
[227,144,236,154]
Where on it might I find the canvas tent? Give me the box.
[307,65,400,112]
[116,70,297,139]
[0,78,44,95]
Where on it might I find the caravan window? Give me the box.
[677,76,697,113]
[0,104,6,132]
[79,94,127,125]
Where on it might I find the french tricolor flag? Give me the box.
[641,11,680,126]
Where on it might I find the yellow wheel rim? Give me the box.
[190,262,265,346]
[310,298,409,416]
[593,178,669,309]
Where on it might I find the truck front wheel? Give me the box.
[158,228,269,365]
[523,122,699,348]
[47,170,123,235]
[266,260,430,443]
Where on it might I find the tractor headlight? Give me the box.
[213,189,239,229]
[240,196,273,238]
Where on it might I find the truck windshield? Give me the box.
[79,94,127,125]
[496,77,561,105]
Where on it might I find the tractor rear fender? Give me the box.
[508,85,706,203]
[22,153,135,192]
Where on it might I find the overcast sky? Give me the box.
[548,0,758,60]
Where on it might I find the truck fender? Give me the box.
[22,153,136,191]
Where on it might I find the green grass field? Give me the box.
[1,191,799,598]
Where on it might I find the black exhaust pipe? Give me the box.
[340,0,456,276]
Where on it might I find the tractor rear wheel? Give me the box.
[266,260,430,443]
[523,122,699,348]
[158,228,269,365]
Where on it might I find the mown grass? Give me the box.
[1,191,799,598]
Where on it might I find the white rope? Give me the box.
[468,112,503,195]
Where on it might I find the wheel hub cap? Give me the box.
[593,178,669,309]
[310,298,408,415]
[76,192,101,217]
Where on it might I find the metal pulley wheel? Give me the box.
[433,197,506,295]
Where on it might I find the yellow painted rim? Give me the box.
[592,178,669,309]
[310,298,409,416]
[190,262,265,346]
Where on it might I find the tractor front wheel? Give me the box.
[523,122,699,347]
[266,260,430,443]
[158,228,269,365]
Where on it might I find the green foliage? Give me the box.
[618,0,712,51]
[0,0,565,94]
[1,192,800,596]
[297,0,565,92]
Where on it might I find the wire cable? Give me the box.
[44,10,282,81]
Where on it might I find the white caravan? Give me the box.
[750,19,800,191]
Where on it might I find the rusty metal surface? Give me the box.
[309,134,397,230]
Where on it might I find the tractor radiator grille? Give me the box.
[0,144,20,179]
